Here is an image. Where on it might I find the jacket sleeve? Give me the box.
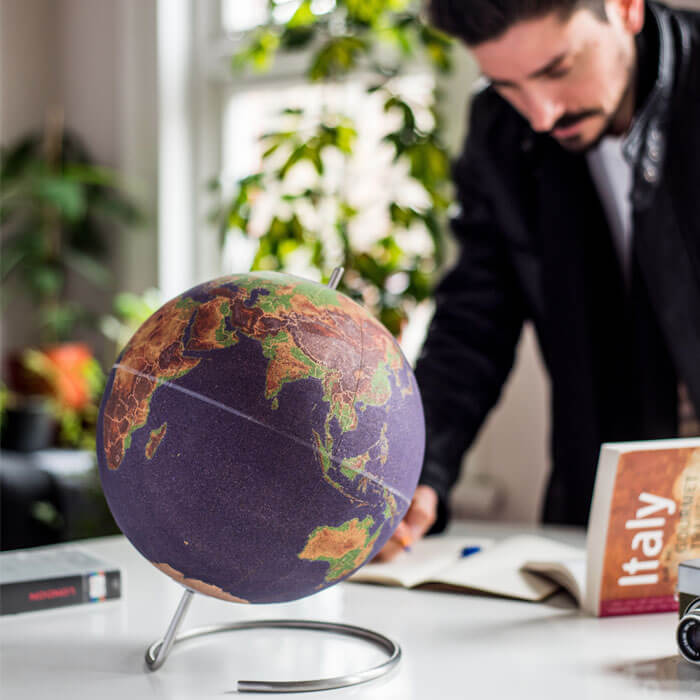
[415,135,526,532]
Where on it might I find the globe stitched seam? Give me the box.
[112,363,413,507]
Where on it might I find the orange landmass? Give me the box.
[102,298,200,470]
[384,492,399,519]
[145,423,167,459]
[298,518,371,560]
[186,298,237,351]
[192,277,411,432]
[264,339,324,399]
[103,274,412,473]
[298,517,379,581]
[153,562,249,603]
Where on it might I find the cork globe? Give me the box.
[97,272,425,603]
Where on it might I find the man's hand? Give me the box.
[373,485,438,562]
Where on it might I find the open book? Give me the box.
[350,534,586,603]
[352,437,700,615]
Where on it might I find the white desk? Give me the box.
[1,521,698,699]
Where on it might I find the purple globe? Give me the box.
[97,272,424,603]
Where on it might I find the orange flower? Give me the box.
[44,343,94,410]
[22,343,96,411]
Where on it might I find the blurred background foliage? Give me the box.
[1,113,143,452]
[211,0,454,336]
[0,113,144,547]
[1,112,143,345]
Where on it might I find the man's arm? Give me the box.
[376,129,527,559]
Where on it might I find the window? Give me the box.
[157,0,439,359]
[221,0,336,33]
[219,75,436,279]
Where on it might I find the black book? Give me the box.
[0,546,121,615]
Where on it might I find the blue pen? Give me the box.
[461,546,481,558]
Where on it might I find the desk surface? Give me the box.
[1,521,698,699]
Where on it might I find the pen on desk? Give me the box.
[461,546,481,558]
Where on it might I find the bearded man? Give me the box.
[378,0,700,560]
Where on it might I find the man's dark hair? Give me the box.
[425,0,608,46]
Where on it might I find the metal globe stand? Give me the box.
[144,588,402,693]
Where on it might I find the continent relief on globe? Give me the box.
[298,516,382,583]
[100,273,420,593]
[102,274,410,476]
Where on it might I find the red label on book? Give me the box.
[28,585,77,602]
[599,594,678,617]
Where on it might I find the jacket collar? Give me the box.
[623,1,675,208]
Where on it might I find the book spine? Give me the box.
[0,570,121,615]
[599,594,678,617]
[584,446,619,614]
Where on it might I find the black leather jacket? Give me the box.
[416,1,700,529]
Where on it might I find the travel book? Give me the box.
[0,546,121,615]
[583,437,700,616]
[352,437,700,616]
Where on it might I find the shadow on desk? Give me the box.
[413,585,580,610]
[608,655,700,693]
[3,636,144,676]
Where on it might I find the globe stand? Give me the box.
[144,587,402,692]
[145,267,402,692]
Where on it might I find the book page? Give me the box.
[352,533,585,602]
[349,536,493,588]
[523,556,586,605]
[433,535,584,602]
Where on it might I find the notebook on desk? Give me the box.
[352,437,700,615]
[349,534,585,603]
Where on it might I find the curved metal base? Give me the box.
[145,588,401,693]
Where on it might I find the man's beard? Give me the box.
[549,109,607,151]
[550,67,636,152]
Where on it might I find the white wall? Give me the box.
[1,0,60,146]
[59,0,120,166]
[0,0,158,357]
[1,0,61,352]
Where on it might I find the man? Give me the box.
[378,0,700,560]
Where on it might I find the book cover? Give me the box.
[0,547,121,615]
[585,439,700,617]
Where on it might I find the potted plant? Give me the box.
[211,0,454,337]
[1,109,142,451]
[2,343,105,452]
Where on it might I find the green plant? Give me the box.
[0,382,9,432]
[14,343,105,450]
[211,0,453,336]
[1,114,142,344]
[100,287,162,357]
